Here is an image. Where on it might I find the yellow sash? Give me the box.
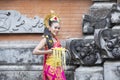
[46,47,66,68]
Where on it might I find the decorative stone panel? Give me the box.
[82,3,120,34]
[66,37,102,66]
[0,10,44,33]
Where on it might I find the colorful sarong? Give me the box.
[43,41,66,80]
[44,64,66,80]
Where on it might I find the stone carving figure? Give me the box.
[0,11,11,32]
[82,4,120,34]
[69,39,100,65]
[82,14,111,34]
[94,29,120,58]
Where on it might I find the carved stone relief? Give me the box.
[66,38,102,65]
[94,29,120,58]
[82,3,120,34]
[0,10,44,33]
[71,3,120,80]
[66,3,120,66]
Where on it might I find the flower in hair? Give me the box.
[44,11,60,28]
[50,16,60,22]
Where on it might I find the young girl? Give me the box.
[33,11,66,80]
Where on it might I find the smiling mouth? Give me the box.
[54,32,58,35]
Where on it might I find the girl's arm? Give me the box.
[33,38,52,55]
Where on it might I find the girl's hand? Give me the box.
[47,49,53,54]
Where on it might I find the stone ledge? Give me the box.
[0,65,76,71]
[0,40,68,65]
[0,40,66,48]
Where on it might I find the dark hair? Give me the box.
[48,20,59,27]
[44,27,53,49]
[44,20,59,49]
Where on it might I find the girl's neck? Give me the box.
[52,35,58,43]
[52,35,57,39]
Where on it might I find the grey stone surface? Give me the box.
[0,40,75,80]
[0,40,71,65]
[0,65,42,71]
[0,10,44,33]
[0,70,74,80]
[104,61,120,80]
[0,48,43,64]
[112,25,120,35]
[0,65,75,80]
[82,3,120,34]
[65,71,74,80]
[111,12,120,23]
[75,66,103,80]
[90,3,115,18]
[0,65,75,71]
[66,38,103,65]
[0,71,42,80]
[90,3,120,24]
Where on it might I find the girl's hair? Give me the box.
[44,21,58,49]
[49,20,58,27]
[44,11,60,49]
[44,27,53,49]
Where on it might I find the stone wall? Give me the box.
[0,41,75,80]
[0,1,120,80]
[0,0,92,40]
[73,2,120,80]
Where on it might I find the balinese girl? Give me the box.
[33,11,66,80]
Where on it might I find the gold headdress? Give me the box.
[44,10,60,28]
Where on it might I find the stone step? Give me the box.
[74,66,103,80]
[0,41,75,80]
[0,65,75,80]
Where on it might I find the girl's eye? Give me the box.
[55,27,60,29]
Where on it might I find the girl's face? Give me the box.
[49,22,60,36]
